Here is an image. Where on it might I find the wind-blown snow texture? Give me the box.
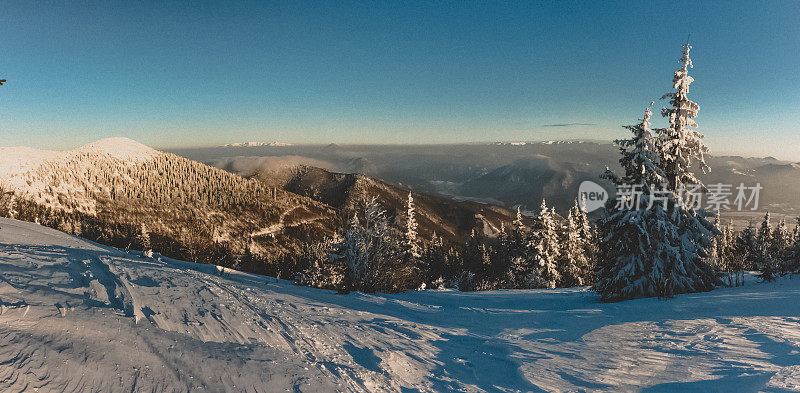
[2,218,800,392]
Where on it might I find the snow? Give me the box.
[0,137,158,213]
[76,137,158,161]
[222,141,293,147]
[3,217,800,392]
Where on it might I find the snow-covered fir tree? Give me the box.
[136,224,151,251]
[658,43,709,191]
[756,212,778,281]
[531,200,560,289]
[789,217,800,273]
[596,51,719,301]
[707,211,723,271]
[560,199,591,287]
[604,102,665,186]
[333,197,418,292]
[404,192,420,258]
[338,213,369,291]
[771,218,793,275]
[513,206,524,229]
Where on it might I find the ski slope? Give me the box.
[1,217,800,392]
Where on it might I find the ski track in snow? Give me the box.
[2,218,800,392]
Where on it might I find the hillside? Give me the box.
[254,165,527,243]
[2,218,800,392]
[0,138,339,275]
[184,142,800,223]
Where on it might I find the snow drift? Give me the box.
[2,217,800,392]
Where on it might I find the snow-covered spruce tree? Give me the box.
[595,94,718,301]
[755,212,779,281]
[501,207,541,289]
[595,103,669,300]
[404,192,420,258]
[136,224,151,251]
[719,219,739,286]
[789,217,800,273]
[735,222,759,272]
[513,206,524,229]
[707,211,723,271]
[0,185,13,225]
[771,218,793,275]
[559,199,592,287]
[334,197,418,292]
[338,213,369,291]
[650,43,718,296]
[575,197,598,283]
[658,43,709,191]
[530,200,560,289]
[295,237,343,289]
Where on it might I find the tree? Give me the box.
[657,43,708,191]
[531,200,560,289]
[334,197,418,293]
[719,219,742,286]
[707,211,723,271]
[136,224,151,251]
[789,217,800,273]
[0,186,13,229]
[404,192,420,258]
[771,218,793,275]
[595,43,720,301]
[755,212,778,281]
[605,102,665,187]
[560,200,591,287]
[513,206,524,229]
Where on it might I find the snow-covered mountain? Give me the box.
[2,217,800,392]
[0,138,158,213]
[221,141,292,147]
[0,137,338,270]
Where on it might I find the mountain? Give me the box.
[458,156,612,214]
[3,217,800,392]
[221,141,292,147]
[178,142,800,225]
[260,165,527,242]
[0,138,338,275]
[0,138,534,280]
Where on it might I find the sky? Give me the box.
[1,1,799,159]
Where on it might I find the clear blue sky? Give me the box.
[1,1,799,159]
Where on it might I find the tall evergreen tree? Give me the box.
[658,43,708,191]
[596,44,718,301]
[136,224,151,251]
[755,212,778,281]
[789,217,800,273]
[771,218,792,275]
[531,200,560,289]
[404,192,420,258]
[560,200,591,287]
[604,102,665,186]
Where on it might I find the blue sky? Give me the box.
[1,1,799,159]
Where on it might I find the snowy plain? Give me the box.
[1,217,800,392]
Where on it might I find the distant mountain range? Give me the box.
[0,138,338,275]
[0,138,525,277]
[172,141,800,225]
[221,141,292,147]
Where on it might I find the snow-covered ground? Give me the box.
[1,218,800,392]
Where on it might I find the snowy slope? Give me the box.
[2,217,800,392]
[0,137,158,213]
